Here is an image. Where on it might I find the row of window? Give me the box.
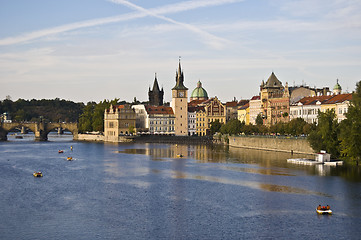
[150,126,175,131]
[150,120,175,125]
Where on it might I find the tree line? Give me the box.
[0,98,84,123]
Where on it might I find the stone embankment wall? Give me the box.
[228,135,315,155]
[77,134,104,142]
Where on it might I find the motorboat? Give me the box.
[67,157,73,161]
[176,154,184,158]
[58,150,64,153]
[33,171,43,177]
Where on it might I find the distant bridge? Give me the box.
[0,122,78,141]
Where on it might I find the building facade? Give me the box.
[104,104,136,141]
[171,61,188,136]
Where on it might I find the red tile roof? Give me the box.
[145,106,174,115]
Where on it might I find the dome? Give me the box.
[333,79,342,90]
[190,81,208,100]
[333,79,342,95]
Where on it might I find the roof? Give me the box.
[190,81,208,99]
[295,93,352,106]
[324,93,352,104]
[250,96,260,100]
[172,61,188,90]
[188,99,207,107]
[264,72,283,88]
[226,101,238,107]
[145,106,174,115]
[238,102,249,110]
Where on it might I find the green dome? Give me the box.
[191,81,208,99]
[333,80,342,90]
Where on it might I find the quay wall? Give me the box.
[77,134,104,142]
[228,135,315,155]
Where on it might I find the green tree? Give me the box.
[220,119,243,135]
[339,81,361,165]
[255,113,263,126]
[210,120,222,135]
[308,109,340,158]
[286,118,307,136]
[78,102,95,132]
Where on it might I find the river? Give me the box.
[1,133,361,239]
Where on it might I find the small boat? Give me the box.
[33,171,43,177]
[316,206,332,214]
[176,154,184,158]
[67,157,73,161]
[58,150,64,153]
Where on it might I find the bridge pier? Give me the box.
[58,127,64,134]
[21,126,28,134]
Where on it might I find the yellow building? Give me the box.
[195,97,226,136]
[238,102,250,125]
[104,104,136,141]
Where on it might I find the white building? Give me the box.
[249,96,262,125]
[145,106,175,134]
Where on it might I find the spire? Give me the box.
[172,59,188,90]
[152,72,160,92]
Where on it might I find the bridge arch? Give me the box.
[0,122,78,141]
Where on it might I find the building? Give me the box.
[104,104,136,141]
[132,104,149,132]
[148,73,164,106]
[145,106,175,134]
[249,96,262,125]
[171,60,188,136]
[238,102,250,124]
[226,100,238,121]
[190,80,208,101]
[195,97,226,136]
[260,72,290,125]
[290,93,352,123]
[0,112,12,123]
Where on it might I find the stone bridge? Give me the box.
[0,122,78,141]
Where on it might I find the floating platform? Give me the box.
[287,158,343,166]
[287,158,322,165]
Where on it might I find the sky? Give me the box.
[1,0,361,104]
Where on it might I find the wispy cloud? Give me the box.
[110,0,232,49]
[0,0,243,46]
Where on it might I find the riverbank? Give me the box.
[76,133,213,144]
[227,135,315,155]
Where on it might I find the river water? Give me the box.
[1,133,361,239]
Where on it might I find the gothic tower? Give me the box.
[148,73,164,106]
[171,60,188,136]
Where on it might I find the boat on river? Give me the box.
[176,154,184,158]
[58,150,64,153]
[33,171,43,177]
[67,157,73,161]
[316,205,332,214]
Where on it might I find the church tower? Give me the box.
[171,60,188,136]
[148,73,164,106]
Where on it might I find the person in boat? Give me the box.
[317,205,322,210]
[326,205,330,210]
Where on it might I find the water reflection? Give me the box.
[119,143,361,181]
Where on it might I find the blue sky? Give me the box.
[1,0,361,103]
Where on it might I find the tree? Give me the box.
[220,119,243,135]
[255,113,263,125]
[339,81,361,165]
[308,109,340,158]
[210,120,222,135]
